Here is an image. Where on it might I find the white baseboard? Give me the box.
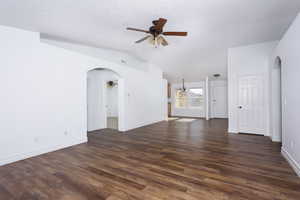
[282,148,300,177]
[228,128,238,134]
[272,137,282,142]
[271,133,282,142]
[0,137,87,166]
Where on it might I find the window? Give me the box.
[188,88,204,108]
[175,89,187,108]
[175,88,204,109]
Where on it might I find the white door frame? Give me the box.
[102,80,108,129]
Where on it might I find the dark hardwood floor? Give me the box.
[0,119,300,200]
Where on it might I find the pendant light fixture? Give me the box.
[180,78,186,93]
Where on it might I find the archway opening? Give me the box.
[87,68,123,132]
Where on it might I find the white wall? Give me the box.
[171,81,206,118]
[228,41,278,134]
[162,79,168,121]
[0,25,166,166]
[41,34,148,72]
[87,70,104,131]
[41,37,167,129]
[205,77,210,120]
[271,13,300,176]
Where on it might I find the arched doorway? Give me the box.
[272,56,282,142]
[87,68,124,132]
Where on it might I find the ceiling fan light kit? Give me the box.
[127,18,187,47]
[147,35,167,48]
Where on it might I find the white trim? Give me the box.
[272,136,281,142]
[0,137,87,166]
[281,148,300,177]
[118,79,126,132]
[102,80,108,129]
[205,77,210,120]
[228,128,238,134]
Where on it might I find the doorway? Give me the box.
[105,80,119,130]
[87,68,123,132]
[211,84,228,118]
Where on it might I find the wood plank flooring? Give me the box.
[0,119,300,200]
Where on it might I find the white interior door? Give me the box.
[212,86,228,118]
[212,85,228,118]
[238,75,265,135]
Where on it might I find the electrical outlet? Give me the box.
[291,141,294,149]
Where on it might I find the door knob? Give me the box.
[238,106,242,109]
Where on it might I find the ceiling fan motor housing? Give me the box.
[150,26,162,37]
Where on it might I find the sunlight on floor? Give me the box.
[167,117,179,121]
[176,118,197,122]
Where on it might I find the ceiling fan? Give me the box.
[126,18,188,47]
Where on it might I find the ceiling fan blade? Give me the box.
[163,32,188,36]
[154,18,167,30]
[127,27,150,33]
[161,36,169,46]
[135,35,151,43]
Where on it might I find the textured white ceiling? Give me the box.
[1,0,300,82]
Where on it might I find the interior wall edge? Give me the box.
[281,147,300,177]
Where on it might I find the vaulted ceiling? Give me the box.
[1,0,300,82]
